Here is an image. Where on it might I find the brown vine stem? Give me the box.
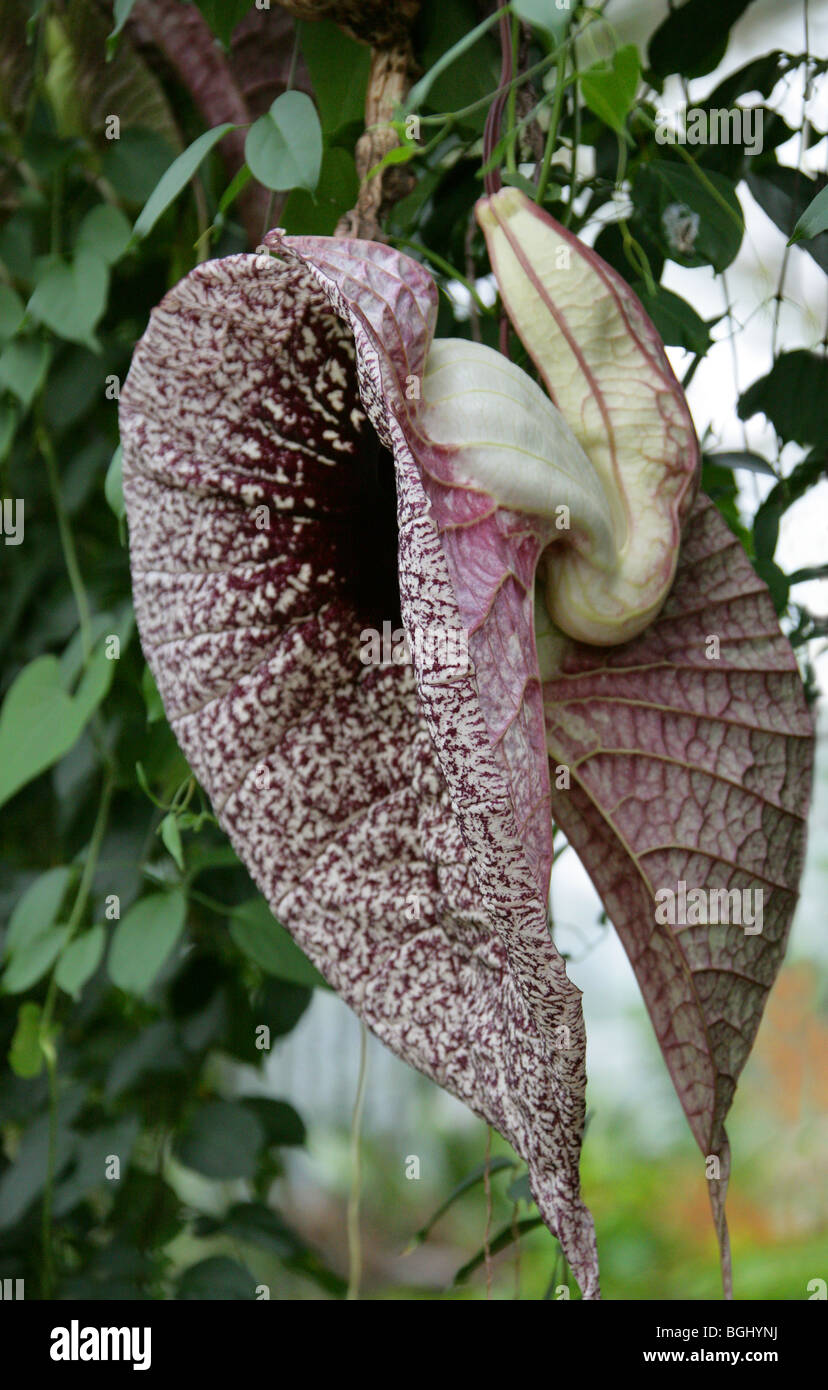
[346,1021,369,1300]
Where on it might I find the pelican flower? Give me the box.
[120,189,813,1298]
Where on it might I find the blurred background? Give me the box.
[0,0,825,1300]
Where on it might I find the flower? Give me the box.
[120,192,813,1298]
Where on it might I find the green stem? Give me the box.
[40,1038,59,1299]
[38,765,115,1296]
[536,47,567,203]
[417,47,565,130]
[392,236,492,314]
[41,767,116,1031]
[38,417,93,663]
[346,1023,369,1302]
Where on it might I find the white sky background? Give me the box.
[256,0,828,1165]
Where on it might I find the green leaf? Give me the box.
[705,51,788,109]
[53,1117,140,1217]
[452,1216,546,1284]
[754,555,789,615]
[194,1,252,50]
[738,351,828,446]
[204,1201,306,1258]
[245,93,322,195]
[196,1204,347,1296]
[1,924,71,994]
[0,645,117,811]
[141,663,165,724]
[0,337,51,409]
[242,1097,306,1148]
[502,170,557,201]
[4,866,75,958]
[703,450,776,477]
[105,0,150,62]
[634,160,744,271]
[132,124,237,241]
[580,44,640,136]
[217,163,252,217]
[0,401,17,462]
[175,1099,264,1180]
[108,0,140,45]
[55,926,106,998]
[369,144,418,177]
[105,443,125,521]
[0,284,25,341]
[506,1171,533,1204]
[750,450,826,566]
[177,1255,257,1300]
[408,1156,517,1247]
[282,148,358,237]
[512,0,574,48]
[701,458,752,552]
[0,1090,82,1230]
[108,890,187,995]
[787,563,828,586]
[648,0,755,81]
[297,18,371,134]
[27,252,109,348]
[789,184,828,245]
[76,204,133,265]
[9,1002,45,1079]
[158,813,185,871]
[102,130,179,206]
[748,168,828,275]
[406,6,502,114]
[635,283,712,355]
[229,897,328,989]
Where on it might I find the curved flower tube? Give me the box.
[120,192,813,1299]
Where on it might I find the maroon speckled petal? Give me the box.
[120,244,600,1296]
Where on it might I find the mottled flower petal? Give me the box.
[120,244,600,1296]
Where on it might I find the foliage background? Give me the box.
[0,0,825,1300]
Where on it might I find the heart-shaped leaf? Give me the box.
[245,92,322,195]
[0,646,117,811]
[580,44,641,135]
[544,494,813,1281]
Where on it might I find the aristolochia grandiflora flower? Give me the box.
[120,188,813,1298]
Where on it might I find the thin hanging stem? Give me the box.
[260,24,301,240]
[39,765,116,1298]
[536,47,567,204]
[39,416,93,663]
[346,1022,369,1301]
[40,1040,59,1299]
